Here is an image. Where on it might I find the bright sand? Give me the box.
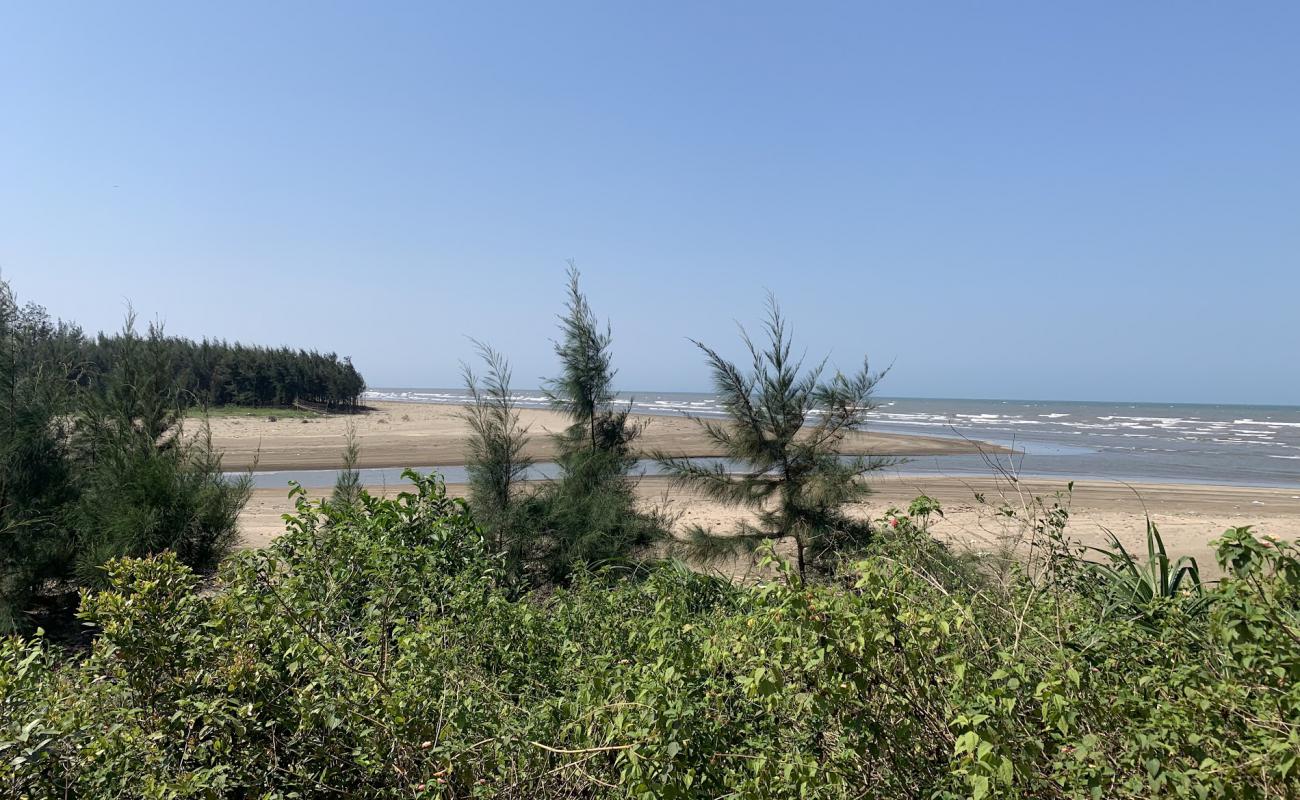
[206,402,1300,576]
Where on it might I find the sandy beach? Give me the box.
[200,400,1011,471]
[217,403,1300,576]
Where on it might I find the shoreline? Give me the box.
[201,400,1013,473]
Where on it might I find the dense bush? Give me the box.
[3,473,1297,798]
[0,284,80,631]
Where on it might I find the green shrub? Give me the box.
[3,474,1297,798]
[1085,518,1208,622]
[0,282,79,631]
[66,319,250,594]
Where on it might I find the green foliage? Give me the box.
[0,282,79,631]
[331,422,364,507]
[518,450,671,584]
[522,265,666,583]
[191,405,320,419]
[460,339,532,563]
[656,295,887,579]
[66,317,251,592]
[82,333,367,410]
[908,494,944,523]
[0,279,250,631]
[4,281,366,412]
[3,483,1297,798]
[544,263,621,452]
[1211,526,1300,697]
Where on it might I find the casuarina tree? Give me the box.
[655,295,887,580]
[525,265,664,582]
[460,339,532,564]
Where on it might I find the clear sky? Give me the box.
[2,2,1297,405]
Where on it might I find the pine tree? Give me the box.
[330,422,364,508]
[545,264,623,452]
[655,295,887,581]
[460,340,532,562]
[527,265,664,582]
[69,316,250,590]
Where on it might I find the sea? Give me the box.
[364,389,1300,489]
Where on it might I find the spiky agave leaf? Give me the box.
[1085,519,1208,621]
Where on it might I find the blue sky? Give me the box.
[2,2,1297,404]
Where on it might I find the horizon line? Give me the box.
[363,386,1300,411]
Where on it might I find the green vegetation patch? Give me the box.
[2,280,249,633]
[3,473,1298,798]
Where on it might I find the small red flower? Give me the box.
[889,518,899,528]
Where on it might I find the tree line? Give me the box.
[82,337,367,411]
[2,288,366,412]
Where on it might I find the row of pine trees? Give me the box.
[5,293,365,412]
[81,337,367,410]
